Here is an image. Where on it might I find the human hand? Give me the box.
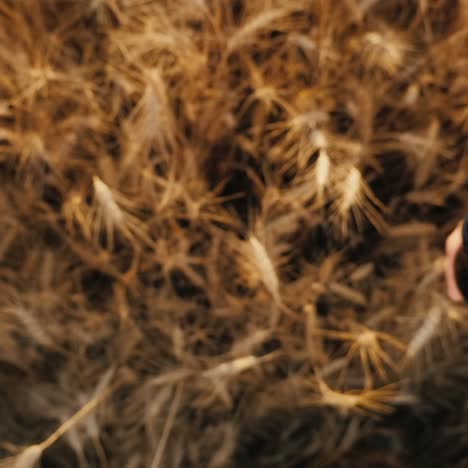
[445,220,464,302]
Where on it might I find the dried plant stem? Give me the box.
[2,388,112,468]
[203,351,280,379]
[41,390,111,451]
[149,383,183,468]
[405,306,443,361]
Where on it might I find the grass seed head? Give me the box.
[315,149,331,202]
[93,176,124,226]
[4,445,42,468]
[247,234,281,305]
[352,28,409,75]
[333,165,386,235]
[316,377,398,415]
[339,166,362,215]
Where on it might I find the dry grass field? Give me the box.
[1,1,468,467]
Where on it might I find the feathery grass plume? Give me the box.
[332,165,386,236]
[120,68,179,172]
[349,26,409,75]
[314,147,332,203]
[62,190,92,240]
[267,131,332,211]
[313,326,406,389]
[244,227,299,326]
[226,8,292,54]
[267,111,330,168]
[92,175,149,250]
[225,223,285,325]
[246,234,281,306]
[312,376,402,416]
[93,175,125,247]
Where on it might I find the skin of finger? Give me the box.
[446,224,463,254]
[444,222,464,302]
[446,256,462,299]
[445,252,464,302]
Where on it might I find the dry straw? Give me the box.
[1,0,468,466]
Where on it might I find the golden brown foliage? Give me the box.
[1,0,468,467]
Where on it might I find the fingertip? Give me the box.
[448,283,464,302]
